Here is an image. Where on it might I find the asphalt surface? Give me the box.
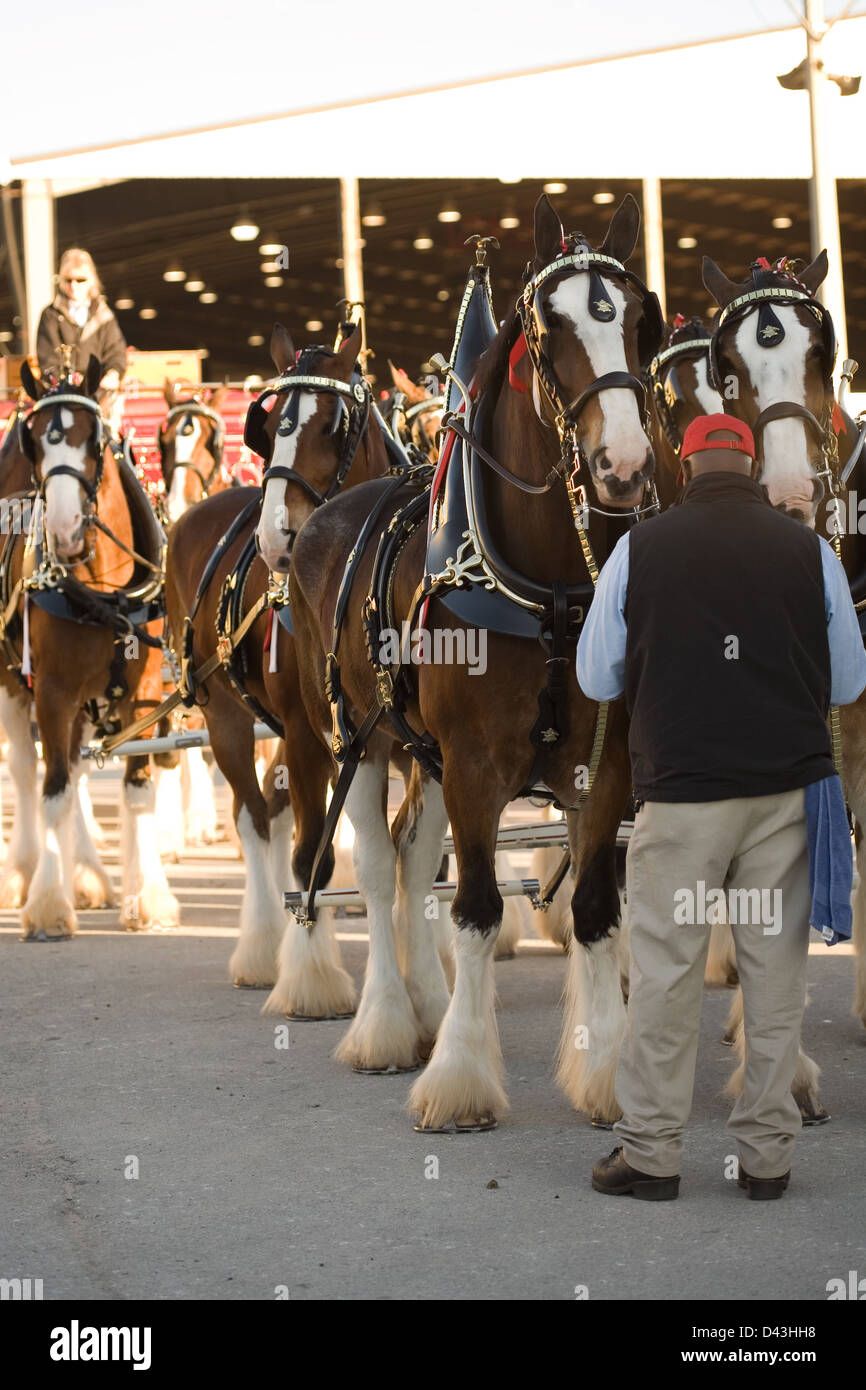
[2,767,865,1303]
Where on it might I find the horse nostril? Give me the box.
[596,453,613,473]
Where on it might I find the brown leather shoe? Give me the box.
[592,1146,680,1200]
[737,1163,790,1200]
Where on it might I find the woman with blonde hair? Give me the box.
[35,248,127,391]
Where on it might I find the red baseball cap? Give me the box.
[681,413,756,460]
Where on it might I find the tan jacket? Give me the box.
[35,294,127,379]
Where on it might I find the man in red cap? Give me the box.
[577,414,866,1200]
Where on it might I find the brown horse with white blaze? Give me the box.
[272,195,662,1127]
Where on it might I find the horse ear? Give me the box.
[798,249,828,296]
[208,383,228,411]
[599,193,641,263]
[337,322,362,368]
[20,361,45,401]
[85,355,102,397]
[702,255,740,310]
[162,376,178,407]
[533,195,564,268]
[270,323,295,374]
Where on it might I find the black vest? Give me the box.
[625,471,833,802]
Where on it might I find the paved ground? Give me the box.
[2,766,865,1302]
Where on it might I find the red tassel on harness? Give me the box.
[509,332,529,393]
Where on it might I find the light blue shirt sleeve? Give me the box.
[576,531,630,701]
[818,536,866,706]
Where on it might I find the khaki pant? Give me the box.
[614,789,811,1179]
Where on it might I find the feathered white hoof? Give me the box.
[185,809,219,846]
[556,936,625,1123]
[791,1050,828,1125]
[408,1019,508,1130]
[74,864,116,910]
[230,921,284,990]
[261,912,355,1016]
[21,886,78,939]
[124,883,180,930]
[705,919,738,988]
[0,867,31,908]
[333,979,421,1071]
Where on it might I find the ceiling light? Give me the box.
[498,176,522,184]
[163,262,185,282]
[264,276,284,288]
[544,181,568,195]
[184,277,205,292]
[499,214,520,230]
[114,297,134,310]
[437,289,450,302]
[199,291,218,304]
[260,261,280,274]
[247,334,265,347]
[139,307,158,319]
[773,216,793,229]
[593,191,615,205]
[413,235,433,251]
[0,330,14,342]
[361,204,386,227]
[677,236,697,250]
[258,234,283,255]
[305,319,324,332]
[437,207,461,223]
[231,210,260,241]
[335,257,344,269]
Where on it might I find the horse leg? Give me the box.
[409,783,508,1130]
[0,688,39,907]
[263,717,355,1019]
[120,750,181,930]
[556,800,627,1127]
[705,919,739,989]
[72,755,115,909]
[841,703,866,1025]
[21,696,78,940]
[854,826,866,1027]
[155,755,185,862]
[197,694,284,986]
[182,747,219,845]
[391,769,451,1056]
[333,750,422,1071]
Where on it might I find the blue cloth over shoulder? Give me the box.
[805,775,853,946]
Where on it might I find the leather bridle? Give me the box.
[648,336,713,457]
[159,401,225,496]
[18,391,107,510]
[246,348,372,508]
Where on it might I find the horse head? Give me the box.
[18,355,106,562]
[648,315,721,485]
[252,321,373,573]
[702,251,835,524]
[511,193,662,510]
[388,362,443,462]
[158,380,227,522]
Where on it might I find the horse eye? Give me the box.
[547,311,561,329]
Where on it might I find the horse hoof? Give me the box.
[413,1115,498,1134]
[590,1115,616,1130]
[494,951,516,962]
[286,1009,356,1020]
[800,1106,831,1126]
[353,1061,420,1075]
[721,1032,735,1047]
[233,980,273,991]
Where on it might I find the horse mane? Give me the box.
[472,312,522,403]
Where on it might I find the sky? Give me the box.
[4,0,865,160]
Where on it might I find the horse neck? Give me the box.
[72,449,134,591]
[348,414,392,487]
[485,376,616,585]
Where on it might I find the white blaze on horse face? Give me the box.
[549,276,649,497]
[734,308,815,518]
[41,408,88,557]
[692,357,723,417]
[256,391,319,571]
[166,417,202,522]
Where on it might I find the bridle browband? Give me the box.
[246,349,372,508]
[708,270,839,493]
[648,336,713,456]
[159,400,225,495]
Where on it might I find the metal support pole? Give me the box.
[21,179,56,356]
[804,0,849,369]
[339,177,367,360]
[641,176,666,320]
